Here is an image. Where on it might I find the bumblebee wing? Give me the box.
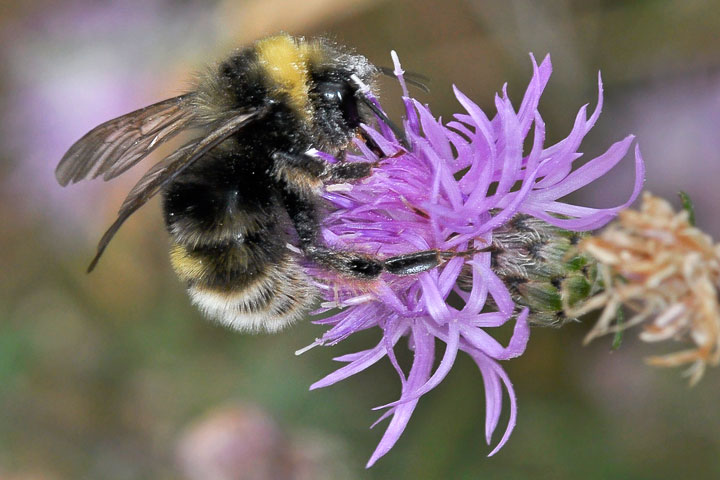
[56,93,196,186]
[86,108,266,272]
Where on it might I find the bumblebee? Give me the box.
[56,34,443,332]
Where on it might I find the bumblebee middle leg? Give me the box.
[281,189,443,279]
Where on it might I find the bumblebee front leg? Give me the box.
[271,151,374,188]
[281,189,443,279]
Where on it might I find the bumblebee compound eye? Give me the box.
[314,80,361,129]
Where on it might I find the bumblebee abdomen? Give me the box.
[161,146,316,332]
[169,239,316,333]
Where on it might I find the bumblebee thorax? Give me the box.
[255,34,313,120]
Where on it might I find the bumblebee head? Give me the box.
[251,34,404,153]
[303,38,380,152]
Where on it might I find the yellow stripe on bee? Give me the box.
[255,34,312,119]
[169,243,206,282]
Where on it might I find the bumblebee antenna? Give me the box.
[378,66,430,93]
[350,74,409,150]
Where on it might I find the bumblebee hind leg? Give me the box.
[307,246,443,278]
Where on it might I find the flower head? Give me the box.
[578,192,720,385]
[304,53,644,467]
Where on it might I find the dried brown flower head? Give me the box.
[575,192,720,385]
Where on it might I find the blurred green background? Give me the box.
[2,0,720,478]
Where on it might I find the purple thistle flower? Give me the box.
[302,53,645,467]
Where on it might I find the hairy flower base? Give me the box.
[578,192,720,385]
[458,213,601,328]
[304,52,644,467]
